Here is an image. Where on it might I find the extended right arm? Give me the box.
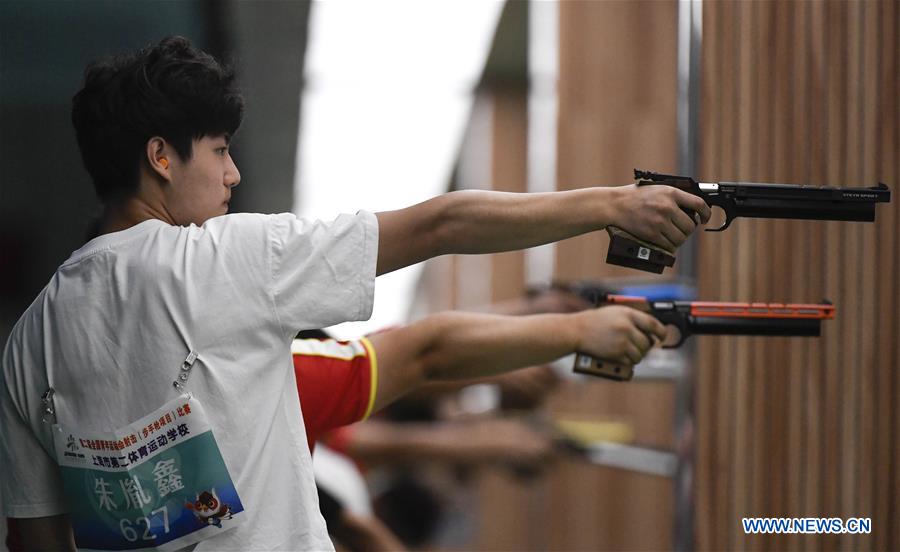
[367,306,666,414]
[374,185,711,275]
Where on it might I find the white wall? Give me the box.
[294,0,504,337]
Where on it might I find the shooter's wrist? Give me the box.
[569,310,593,353]
[602,184,630,230]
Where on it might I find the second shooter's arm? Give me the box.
[573,294,836,381]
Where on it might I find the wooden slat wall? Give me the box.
[456,2,682,549]
[695,1,898,550]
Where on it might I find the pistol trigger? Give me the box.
[662,334,687,349]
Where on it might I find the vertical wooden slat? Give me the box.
[871,4,893,546]
[490,90,528,303]
[793,4,815,548]
[877,5,899,550]
[841,3,862,549]
[694,1,719,548]
[803,2,827,550]
[732,1,755,549]
[822,2,843,549]
[715,2,738,549]
[716,2,741,549]
[698,2,724,548]
[857,1,879,550]
[781,2,805,550]
[760,4,791,550]
[889,5,900,549]
[747,2,768,550]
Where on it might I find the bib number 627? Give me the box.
[119,507,170,542]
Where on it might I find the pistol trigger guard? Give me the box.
[667,324,689,348]
[651,311,688,349]
[662,332,688,349]
[704,206,735,232]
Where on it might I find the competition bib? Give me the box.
[52,394,245,551]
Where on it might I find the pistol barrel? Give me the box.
[687,316,822,337]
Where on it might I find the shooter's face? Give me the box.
[164,135,240,226]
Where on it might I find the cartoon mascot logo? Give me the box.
[185,488,233,528]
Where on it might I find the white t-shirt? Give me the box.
[0,211,379,551]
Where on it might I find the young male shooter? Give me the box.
[0,36,709,551]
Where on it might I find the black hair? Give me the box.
[71,36,244,202]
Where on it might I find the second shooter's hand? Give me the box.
[573,305,666,368]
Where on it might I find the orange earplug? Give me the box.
[160,158,169,169]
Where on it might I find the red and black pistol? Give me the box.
[573,294,836,381]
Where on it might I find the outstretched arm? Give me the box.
[336,418,554,467]
[367,306,666,413]
[374,185,711,275]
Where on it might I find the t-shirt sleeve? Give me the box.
[0,338,67,517]
[291,338,378,452]
[267,211,379,335]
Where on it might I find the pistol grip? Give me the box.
[605,227,676,274]
[573,353,634,381]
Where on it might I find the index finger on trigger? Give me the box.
[674,189,712,224]
[630,310,667,342]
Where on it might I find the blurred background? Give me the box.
[0,1,897,550]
